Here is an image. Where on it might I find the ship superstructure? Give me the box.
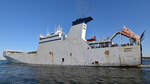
[4,17,144,66]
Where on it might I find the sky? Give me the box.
[0,0,149,57]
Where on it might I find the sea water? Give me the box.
[0,60,150,84]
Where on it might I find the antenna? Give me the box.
[55,24,63,35]
[46,24,49,35]
[54,24,57,33]
[123,25,128,29]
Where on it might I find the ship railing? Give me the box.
[88,40,137,49]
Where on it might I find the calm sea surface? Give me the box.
[0,60,150,84]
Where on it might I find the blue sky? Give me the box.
[0,0,149,57]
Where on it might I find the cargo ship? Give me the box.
[3,17,144,66]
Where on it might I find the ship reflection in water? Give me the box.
[0,60,150,84]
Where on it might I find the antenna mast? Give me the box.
[46,24,49,35]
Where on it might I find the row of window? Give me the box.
[40,35,59,40]
[39,38,61,44]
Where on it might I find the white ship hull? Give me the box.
[4,45,141,66]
